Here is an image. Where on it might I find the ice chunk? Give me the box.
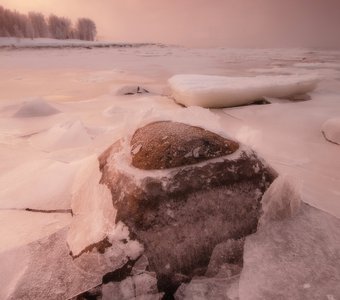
[30,120,92,152]
[67,155,116,256]
[175,276,239,300]
[168,74,319,108]
[13,98,60,118]
[239,204,340,300]
[2,228,128,300]
[67,155,143,260]
[322,118,340,145]
[259,175,301,227]
[102,272,160,300]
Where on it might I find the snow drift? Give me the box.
[30,120,92,151]
[168,74,320,108]
[13,98,60,118]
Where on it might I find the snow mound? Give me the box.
[13,98,60,118]
[30,120,92,151]
[168,74,319,108]
[322,118,340,145]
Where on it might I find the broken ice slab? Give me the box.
[239,203,340,300]
[0,228,128,300]
[102,272,160,300]
[175,276,239,300]
[168,74,319,108]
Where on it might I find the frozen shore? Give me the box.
[1,45,340,299]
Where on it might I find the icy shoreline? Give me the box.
[1,45,340,299]
[0,37,162,50]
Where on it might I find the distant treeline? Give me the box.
[0,6,97,41]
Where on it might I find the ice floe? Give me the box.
[168,74,319,108]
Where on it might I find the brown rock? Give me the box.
[130,121,239,170]
[99,121,277,295]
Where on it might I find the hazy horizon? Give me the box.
[1,0,340,48]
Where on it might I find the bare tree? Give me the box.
[48,14,72,39]
[0,5,98,41]
[29,12,49,38]
[76,18,97,41]
[25,18,34,39]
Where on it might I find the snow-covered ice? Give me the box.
[0,37,150,49]
[29,120,93,151]
[168,74,319,108]
[0,45,340,299]
[322,118,340,145]
[0,159,79,210]
[13,98,60,118]
[0,210,71,252]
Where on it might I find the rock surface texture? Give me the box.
[99,121,277,296]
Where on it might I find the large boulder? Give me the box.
[99,121,277,295]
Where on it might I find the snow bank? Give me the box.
[0,37,157,49]
[13,98,60,118]
[322,118,340,145]
[168,74,319,108]
[30,120,92,151]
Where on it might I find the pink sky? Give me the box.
[1,0,340,48]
